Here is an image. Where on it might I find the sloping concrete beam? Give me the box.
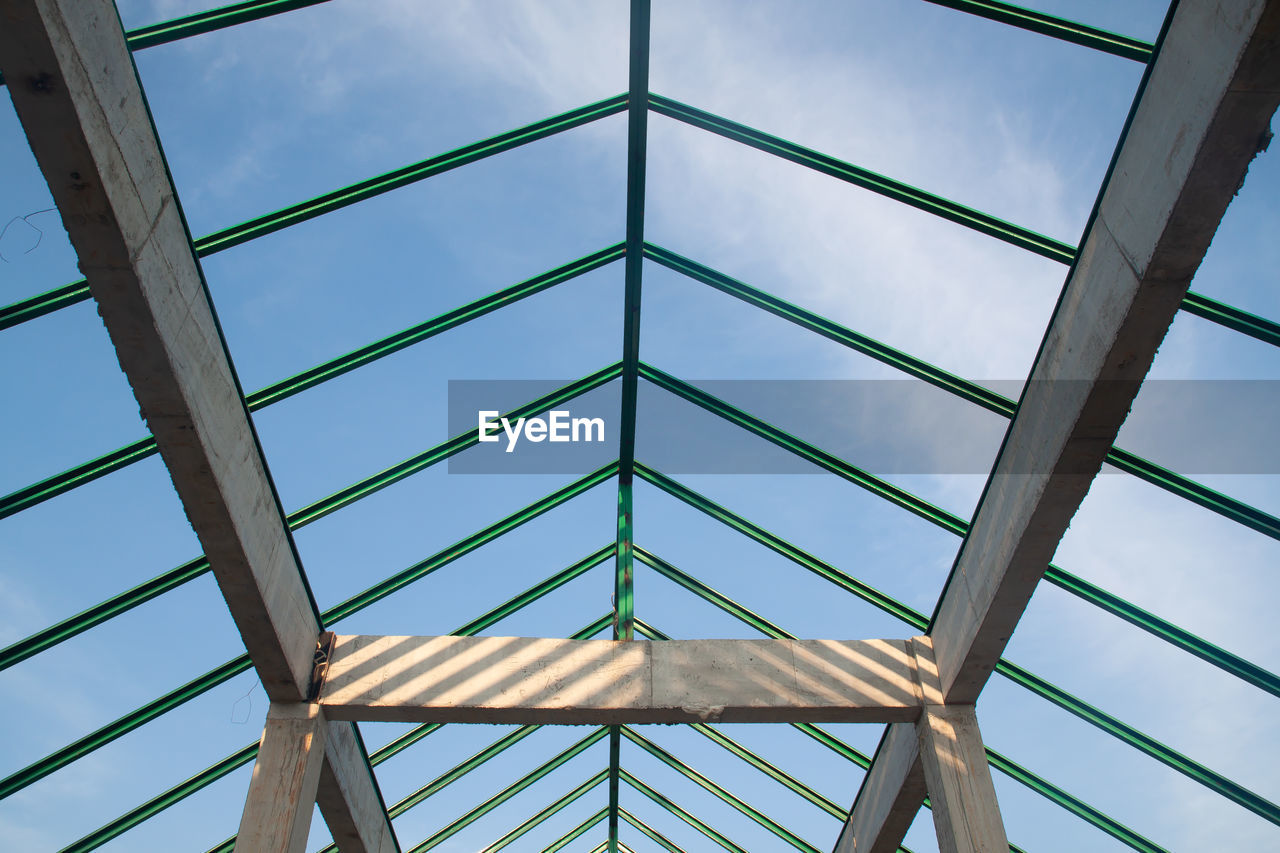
[0,3,399,850]
[834,2,1280,850]
[318,635,924,724]
[238,704,329,853]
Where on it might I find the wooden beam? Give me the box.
[0,4,399,850]
[834,2,1280,850]
[238,704,328,853]
[318,635,925,724]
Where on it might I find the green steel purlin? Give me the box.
[1181,291,1280,348]
[618,808,689,853]
[124,0,334,50]
[635,367,1280,698]
[635,619,921,853]
[638,362,966,534]
[208,618,612,853]
[642,243,1280,542]
[56,595,614,853]
[918,0,1153,61]
[620,769,749,853]
[0,0,333,91]
[406,729,609,853]
[612,5,651,852]
[482,770,609,852]
[0,469,614,802]
[0,245,623,523]
[0,96,627,332]
[542,808,609,853]
[633,478,1280,824]
[634,549,1275,842]
[0,366,621,674]
[636,609,1129,852]
[647,94,1076,264]
[621,727,823,853]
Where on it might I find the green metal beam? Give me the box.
[642,243,1280,542]
[405,729,609,852]
[543,808,608,853]
[125,0,333,50]
[0,364,621,672]
[0,0,334,88]
[620,727,822,853]
[612,9,652,852]
[917,0,1152,61]
[686,724,845,821]
[0,95,627,332]
[634,547,1274,841]
[0,467,614,801]
[620,769,748,853]
[619,808,688,853]
[56,583,611,853]
[647,94,1074,264]
[1180,291,1280,348]
[1,245,622,523]
[634,373,1280,699]
[483,770,608,852]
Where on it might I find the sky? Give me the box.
[0,0,1278,851]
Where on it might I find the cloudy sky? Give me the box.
[1,0,1277,851]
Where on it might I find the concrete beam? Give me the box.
[0,4,399,850]
[238,704,328,853]
[834,3,1280,850]
[318,635,925,724]
[917,705,1008,853]
[0,0,313,702]
[316,721,400,853]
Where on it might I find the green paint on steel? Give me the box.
[644,243,1280,542]
[543,808,608,853]
[621,769,748,853]
[636,551,1272,842]
[0,245,622,522]
[406,729,609,852]
[619,808,688,853]
[1181,291,1280,347]
[125,0,334,50]
[647,94,1075,264]
[621,727,821,852]
[919,0,1152,61]
[58,593,609,853]
[612,8,651,850]
[0,97,626,331]
[0,366,621,674]
[0,492,612,803]
[636,382,1280,698]
[483,770,608,852]
[687,724,846,820]
[638,362,965,533]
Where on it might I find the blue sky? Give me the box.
[1,0,1277,851]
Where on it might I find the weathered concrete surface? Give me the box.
[917,705,1008,853]
[319,635,925,724]
[835,4,1280,851]
[0,4,400,850]
[317,721,401,853]
[238,703,328,853]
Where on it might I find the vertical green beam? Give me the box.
[612,3,651,853]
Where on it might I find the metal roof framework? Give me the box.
[0,0,1277,851]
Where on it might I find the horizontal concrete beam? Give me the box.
[318,635,926,724]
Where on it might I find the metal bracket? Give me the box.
[309,631,335,701]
